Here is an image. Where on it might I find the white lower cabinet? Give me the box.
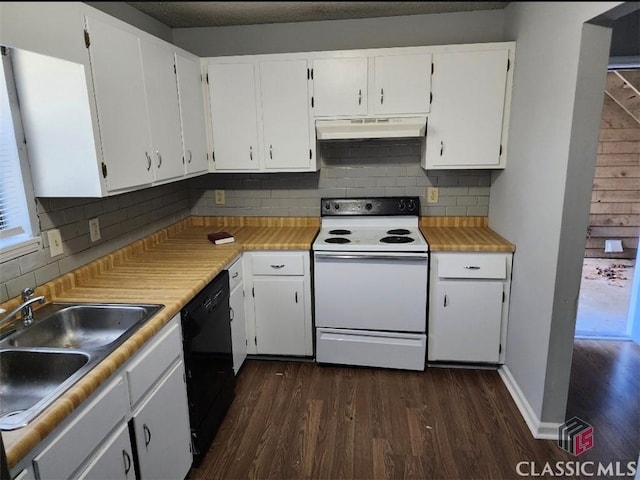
[15,315,192,480]
[131,361,192,480]
[428,253,512,364]
[229,258,247,375]
[244,252,313,357]
[77,424,134,480]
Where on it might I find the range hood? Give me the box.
[315,117,427,140]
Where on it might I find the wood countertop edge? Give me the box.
[2,219,319,470]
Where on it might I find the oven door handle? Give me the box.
[314,253,428,261]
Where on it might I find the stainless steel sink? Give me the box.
[0,350,89,426]
[8,304,161,350]
[0,302,163,430]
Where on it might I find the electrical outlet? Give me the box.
[215,190,225,205]
[89,217,101,242]
[426,187,439,204]
[47,229,64,257]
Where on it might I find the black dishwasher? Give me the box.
[181,270,235,467]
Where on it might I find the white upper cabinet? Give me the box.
[372,53,432,115]
[311,51,432,118]
[140,38,184,183]
[207,58,316,172]
[175,53,209,176]
[260,60,312,170]
[422,47,512,169]
[312,57,368,117]
[85,14,155,192]
[208,62,260,171]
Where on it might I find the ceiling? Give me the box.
[125,2,510,28]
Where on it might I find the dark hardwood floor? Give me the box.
[191,340,639,480]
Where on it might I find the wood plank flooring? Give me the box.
[190,340,639,479]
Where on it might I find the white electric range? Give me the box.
[312,197,429,371]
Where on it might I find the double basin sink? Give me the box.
[0,302,163,431]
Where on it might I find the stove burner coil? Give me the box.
[380,236,414,244]
[387,229,411,235]
[329,229,352,235]
[325,237,351,244]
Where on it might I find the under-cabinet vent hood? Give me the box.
[315,117,427,140]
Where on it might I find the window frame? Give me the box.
[0,46,41,263]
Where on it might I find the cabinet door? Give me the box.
[230,284,247,375]
[312,57,368,117]
[260,60,311,170]
[253,278,306,355]
[428,281,503,363]
[176,53,209,175]
[425,49,509,169]
[140,39,184,182]
[132,360,192,480]
[84,15,154,191]
[373,54,432,115]
[208,63,259,170]
[77,423,135,480]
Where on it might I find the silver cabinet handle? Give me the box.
[440,141,444,156]
[295,291,298,303]
[270,264,285,269]
[156,151,162,168]
[464,266,481,270]
[143,424,151,448]
[230,306,234,321]
[380,88,384,104]
[123,450,132,475]
[358,89,362,105]
[269,144,273,159]
[145,152,152,171]
[249,146,253,160]
[232,271,239,279]
[187,149,192,164]
[444,294,448,307]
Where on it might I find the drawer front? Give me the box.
[34,377,127,480]
[437,253,507,279]
[251,252,305,276]
[228,257,243,290]
[126,319,182,407]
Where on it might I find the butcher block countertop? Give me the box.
[1,216,320,470]
[420,217,516,253]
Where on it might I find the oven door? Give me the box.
[314,251,428,332]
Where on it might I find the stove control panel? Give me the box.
[321,197,420,216]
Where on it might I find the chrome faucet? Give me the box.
[0,287,46,328]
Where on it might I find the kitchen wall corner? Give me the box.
[190,139,492,218]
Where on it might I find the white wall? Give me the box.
[173,10,504,56]
[491,1,623,432]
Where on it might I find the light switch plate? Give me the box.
[47,229,64,257]
[426,187,439,204]
[215,190,225,205]
[89,217,101,242]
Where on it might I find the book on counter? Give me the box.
[207,231,235,245]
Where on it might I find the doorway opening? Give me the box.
[575,68,639,340]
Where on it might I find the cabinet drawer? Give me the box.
[228,257,243,290]
[251,252,304,276]
[34,377,127,480]
[436,253,507,279]
[126,319,182,407]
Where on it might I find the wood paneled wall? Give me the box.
[586,96,640,259]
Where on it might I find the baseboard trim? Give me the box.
[498,365,560,440]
